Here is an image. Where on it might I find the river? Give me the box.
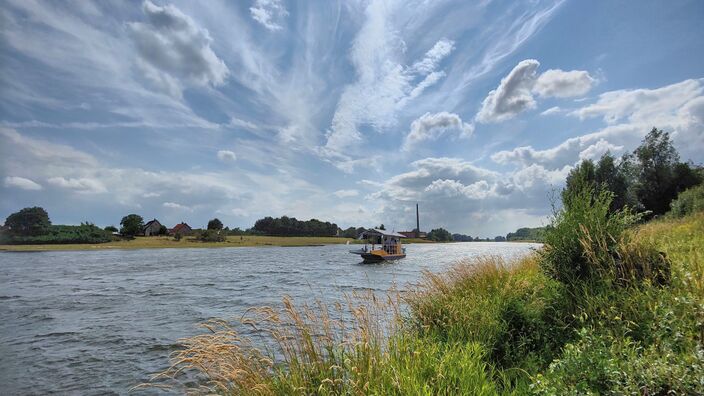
[0,242,540,395]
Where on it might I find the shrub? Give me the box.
[0,223,111,244]
[199,229,225,242]
[173,232,182,241]
[668,183,704,218]
[538,185,667,286]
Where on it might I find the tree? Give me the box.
[207,218,224,230]
[4,207,51,236]
[427,228,452,242]
[378,224,386,230]
[158,225,168,235]
[120,214,144,236]
[104,225,118,233]
[632,128,702,217]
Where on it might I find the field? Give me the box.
[0,235,446,251]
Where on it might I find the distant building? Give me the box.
[143,219,163,236]
[170,222,192,236]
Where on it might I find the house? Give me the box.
[399,230,427,239]
[143,219,163,236]
[170,222,193,236]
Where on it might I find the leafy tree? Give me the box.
[427,228,452,242]
[378,224,386,230]
[452,233,473,242]
[252,216,339,236]
[340,227,359,238]
[104,225,118,233]
[631,128,702,216]
[563,153,632,212]
[120,214,144,236]
[158,225,168,235]
[4,207,51,236]
[207,218,224,230]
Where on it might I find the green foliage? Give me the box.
[199,229,225,242]
[1,223,111,244]
[630,128,702,217]
[4,207,51,236]
[562,154,632,213]
[339,226,364,238]
[252,216,339,236]
[378,223,386,230]
[173,232,182,241]
[207,218,223,230]
[505,227,546,242]
[427,227,453,241]
[120,214,144,236]
[158,224,168,235]
[104,225,118,233]
[668,183,704,218]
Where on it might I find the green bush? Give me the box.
[199,229,225,242]
[668,183,704,218]
[0,223,111,244]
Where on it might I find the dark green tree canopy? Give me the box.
[4,207,51,236]
[104,225,118,233]
[120,214,144,236]
[427,228,452,242]
[207,218,224,230]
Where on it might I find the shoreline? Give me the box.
[0,235,443,252]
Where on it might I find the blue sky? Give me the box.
[1,0,703,237]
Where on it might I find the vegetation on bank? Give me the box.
[151,185,704,395]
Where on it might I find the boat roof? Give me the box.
[360,228,407,238]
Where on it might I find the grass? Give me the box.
[0,235,359,251]
[147,208,704,394]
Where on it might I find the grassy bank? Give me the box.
[0,235,360,251]
[151,196,703,394]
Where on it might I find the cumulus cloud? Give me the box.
[493,78,704,169]
[333,189,359,198]
[368,157,567,236]
[4,176,42,190]
[217,150,237,162]
[476,59,595,123]
[250,0,288,31]
[48,176,107,194]
[403,112,474,150]
[128,1,229,97]
[533,69,595,98]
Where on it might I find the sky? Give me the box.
[1,0,703,237]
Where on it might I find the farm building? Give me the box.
[142,219,163,236]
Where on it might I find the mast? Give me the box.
[416,203,420,238]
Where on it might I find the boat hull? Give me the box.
[360,252,406,263]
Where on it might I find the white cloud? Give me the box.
[493,78,704,169]
[570,79,703,123]
[4,176,42,191]
[250,0,288,31]
[333,189,359,198]
[128,1,229,97]
[163,202,192,211]
[476,59,595,123]
[48,176,107,194]
[476,59,540,123]
[540,106,562,116]
[578,139,623,161]
[533,69,595,98]
[217,150,237,162]
[403,112,474,150]
[227,117,258,130]
[322,1,456,165]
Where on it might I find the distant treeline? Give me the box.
[0,207,111,245]
[505,227,547,242]
[251,216,339,237]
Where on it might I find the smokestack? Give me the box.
[416,203,420,238]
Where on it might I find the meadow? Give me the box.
[149,187,704,395]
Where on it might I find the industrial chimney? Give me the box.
[416,203,420,238]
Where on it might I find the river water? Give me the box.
[0,242,540,395]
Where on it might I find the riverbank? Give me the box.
[0,235,443,251]
[153,207,704,393]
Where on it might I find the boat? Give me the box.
[349,228,407,263]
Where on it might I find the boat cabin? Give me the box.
[350,228,407,262]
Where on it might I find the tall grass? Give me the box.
[146,205,704,394]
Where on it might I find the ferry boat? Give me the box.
[349,229,407,263]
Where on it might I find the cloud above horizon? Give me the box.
[1,0,702,236]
